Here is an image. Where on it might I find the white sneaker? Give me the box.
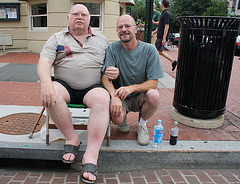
[137,125,150,146]
[118,118,130,133]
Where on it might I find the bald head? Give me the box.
[117,14,136,27]
[67,4,90,35]
[69,4,89,15]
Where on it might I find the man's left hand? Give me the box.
[116,86,134,100]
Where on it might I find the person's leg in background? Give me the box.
[155,38,177,71]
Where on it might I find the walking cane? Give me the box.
[28,107,45,138]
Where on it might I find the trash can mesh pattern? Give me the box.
[173,16,240,119]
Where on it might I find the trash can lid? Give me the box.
[177,16,240,30]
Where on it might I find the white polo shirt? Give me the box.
[40,27,109,90]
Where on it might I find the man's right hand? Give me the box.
[162,38,167,46]
[40,82,57,108]
[110,92,123,117]
[37,57,56,108]
[105,66,119,80]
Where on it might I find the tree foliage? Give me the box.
[170,0,211,17]
[126,0,146,22]
[203,0,229,16]
[126,0,230,33]
[169,0,212,33]
[170,0,229,32]
[126,0,161,23]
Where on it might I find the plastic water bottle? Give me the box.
[152,120,164,148]
[170,121,179,145]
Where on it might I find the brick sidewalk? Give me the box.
[0,168,240,184]
[0,52,240,141]
[0,53,39,64]
[0,52,240,184]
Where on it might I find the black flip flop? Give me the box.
[62,144,80,164]
[80,163,98,184]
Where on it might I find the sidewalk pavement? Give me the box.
[0,166,240,184]
[0,49,240,184]
[0,50,239,142]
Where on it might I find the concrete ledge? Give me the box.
[171,107,224,129]
[94,151,240,172]
[0,140,239,172]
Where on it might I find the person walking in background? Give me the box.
[151,2,161,45]
[152,0,177,71]
[102,14,164,146]
[138,2,160,41]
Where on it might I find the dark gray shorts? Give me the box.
[122,93,143,114]
[155,38,163,52]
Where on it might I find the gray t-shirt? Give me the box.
[40,27,109,90]
[102,40,164,96]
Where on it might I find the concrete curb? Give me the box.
[1,140,239,172]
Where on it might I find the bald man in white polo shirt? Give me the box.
[37,4,117,183]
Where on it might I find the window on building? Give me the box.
[30,3,47,31]
[120,7,123,16]
[74,1,102,31]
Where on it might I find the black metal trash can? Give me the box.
[173,16,240,119]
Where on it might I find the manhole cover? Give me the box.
[0,113,46,135]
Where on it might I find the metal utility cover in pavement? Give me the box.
[0,113,46,135]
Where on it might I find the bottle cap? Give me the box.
[158,120,162,124]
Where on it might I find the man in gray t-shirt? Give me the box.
[102,14,164,146]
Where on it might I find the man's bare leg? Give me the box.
[136,89,160,145]
[81,87,110,181]
[158,50,174,63]
[158,51,177,71]
[46,82,80,162]
[139,89,160,120]
[111,109,126,125]
[111,89,160,126]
